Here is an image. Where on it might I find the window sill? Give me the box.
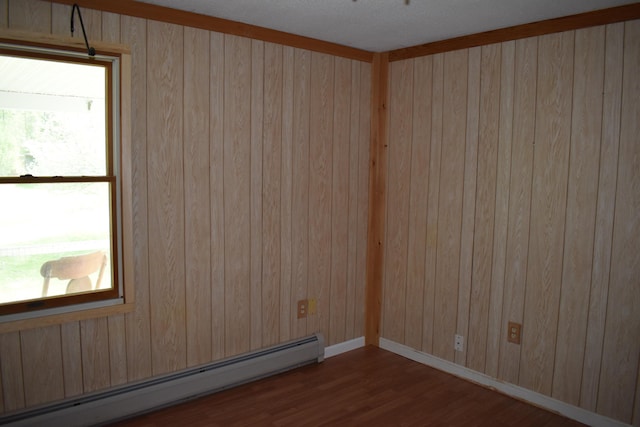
[0,301,135,333]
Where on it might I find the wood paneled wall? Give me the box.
[0,0,370,411]
[382,21,640,424]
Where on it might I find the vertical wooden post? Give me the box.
[365,52,389,346]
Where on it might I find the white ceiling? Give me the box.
[137,0,638,52]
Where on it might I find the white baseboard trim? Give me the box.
[324,337,365,358]
[379,338,629,427]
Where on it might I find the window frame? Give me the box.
[0,30,134,331]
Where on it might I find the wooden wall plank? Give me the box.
[291,48,310,339]
[101,12,120,42]
[80,318,110,392]
[263,42,283,347]
[8,0,50,32]
[354,62,371,338]
[520,31,574,395]
[345,60,361,340]
[20,326,64,406]
[455,46,480,367]
[404,55,432,351]
[433,49,467,361]
[597,19,640,423]
[98,3,128,387]
[279,45,294,343]
[223,34,252,356]
[383,59,413,343]
[209,31,226,361]
[60,322,83,397]
[467,43,500,373]
[108,314,128,386]
[580,22,623,412]
[329,56,351,345]
[0,363,3,413]
[308,51,334,338]
[0,332,25,411]
[250,39,264,351]
[421,53,443,354]
[0,1,7,27]
[498,36,537,385]
[552,25,605,405]
[50,3,69,35]
[147,20,186,374]
[121,15,152,382]
[485,40,514,378]
[364,52,387,345]
[183,26,212,367]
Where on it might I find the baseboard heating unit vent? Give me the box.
[0,333,324,427]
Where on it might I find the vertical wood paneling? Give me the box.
[520,31,574,395]
[80,318,110,392]
[455,46,480,367]
[381,18,639,426]
[499,36,537,385]
[433,49,467,361]
[20,326,64,406]
[279,46,294,343]
[3,1,373,417]
[98,6,129,387]
[147,21,186,374]
[224,34,252,356]
[184,26,212,367]
[121,15,152,383]
[354,63,371,337]
[291,48,310,339]
[345,61,361,340]
[0,1,7,27]
[108,315,127,386]
[50,3,69,36]
[383,59,413,343]
[60,322,83,397]
[250,40,264,351]
[101,12,120,42]
[0,332,24,411]
[308,52,334,338]
[209,32,226,361]
[597,19,640,423]
[552,25,605,405]
[580,22,623,412]
[467,43,500,372]
[485,40,514,378]
[421,53,443,354]
[329,57,350,345]
[404,56,432,350]
[8,0,49,32]
[263,42,283,347]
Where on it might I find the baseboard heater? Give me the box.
[0,333,324,427]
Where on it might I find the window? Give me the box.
[0,35,129,321]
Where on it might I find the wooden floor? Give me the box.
[109,346,584,427]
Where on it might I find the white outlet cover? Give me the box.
[454,334,464,351]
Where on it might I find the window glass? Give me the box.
[0,183,112,304]
[0,55,107,177]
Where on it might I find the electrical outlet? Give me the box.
[297,299,308,319]
[508,322,522,345]
[308,298,317,315]
[454,334,464,352]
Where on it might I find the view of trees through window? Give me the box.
[0,54,113,306]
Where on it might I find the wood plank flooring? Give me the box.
[109,346,584,427]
